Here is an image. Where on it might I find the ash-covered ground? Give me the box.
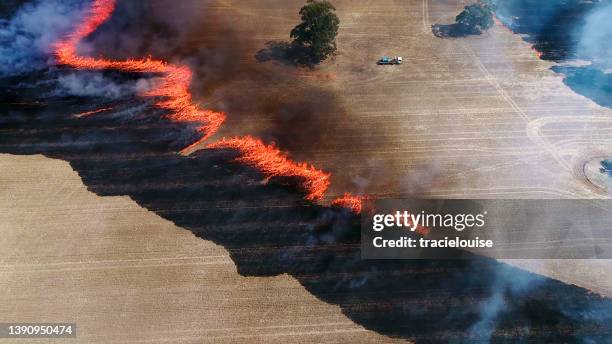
[2,0,612,343]
[496,0,612,108]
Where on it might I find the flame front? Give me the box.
[331,193,364,214]
[54,0,363,213]
[73,107,113,118]
[208,136,331,201]
[54,0,225,145]
[531,46,543,59]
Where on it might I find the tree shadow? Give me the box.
[255,40,318,67]
[2,72,612,343]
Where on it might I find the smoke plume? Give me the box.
[0,0,85,76]
[468,264,543,342]
[55,72,154,99]
[576,2,612,69]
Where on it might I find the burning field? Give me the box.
[50,0,357,209]
[2,0,612,342]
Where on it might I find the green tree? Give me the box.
[290,0,340,62]
[455,1,495,34]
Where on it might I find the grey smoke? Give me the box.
[55,72,155,99]
[0,0,161,99]
[468,264,543,342]
[576,2,612,69]
[0,0,85,76]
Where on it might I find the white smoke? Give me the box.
[468,264,543,342]
[0,0,85,76]
[55,72,155,99]
[576,2,612,69]
[0,0,159,99]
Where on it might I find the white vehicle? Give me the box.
[377,56,403,65]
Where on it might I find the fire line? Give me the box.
[53,0,363,212]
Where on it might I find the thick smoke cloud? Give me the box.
[81,1,202,60]
[493,0,610,67]
[0,0,85,76]
[0,1,161,99]
[492,0,612,108]
[576,2,612,69]
[0,0,477,196]
[80,0,382,191]
[2,0,359,161]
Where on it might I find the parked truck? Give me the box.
[377,56,403,65]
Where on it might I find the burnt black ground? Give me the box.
[2,69,612,343]
[495,0,596,61]
[495,0,611,110]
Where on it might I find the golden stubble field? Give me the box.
[0,154,402,344]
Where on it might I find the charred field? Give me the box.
[2,0,612,343]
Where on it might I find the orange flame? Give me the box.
[531,46,543,59]
[53,0,225,146]
[208,136,330,201]
[73,106,113,118]
[331,193,364,214]
[494,16,544,60]
[53,0,365,211]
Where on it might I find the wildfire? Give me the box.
[208,136,331,201]
[331,193,364,214]
[494,16,544,60]
[73,107,113,118]
[531,47,543,59]
[53,0,225,148]
[53,0,365,212]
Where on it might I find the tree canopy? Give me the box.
[455,1,495,34]
[290,0,340,62]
